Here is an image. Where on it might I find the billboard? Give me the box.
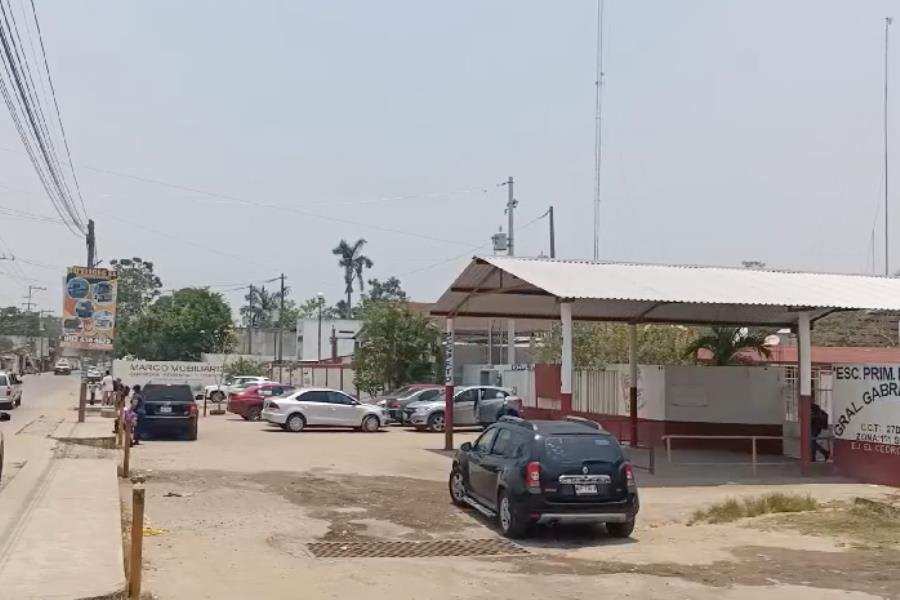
[60,266,118,351]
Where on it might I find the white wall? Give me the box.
[298,318,360,361]
[663,366,783,424]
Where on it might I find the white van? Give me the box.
[0,371,23,409]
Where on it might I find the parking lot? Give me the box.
[127,414,900,600]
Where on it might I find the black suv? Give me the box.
[142,384,199,441]
[449,416,639,538]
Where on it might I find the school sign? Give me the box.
[832,364,900,485]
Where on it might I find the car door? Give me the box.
[454,388,479,426]
[478,427,514,500]
[296,390,332,425]
[327,391,363,426]
[467,427,499,505]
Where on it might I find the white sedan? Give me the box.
[261,387,388,433]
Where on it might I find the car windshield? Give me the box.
[384,385,414,398]
[543,435,623,464]
[143,386,195,403]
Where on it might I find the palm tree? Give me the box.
[683,326,773,366]
[332,238,374,317]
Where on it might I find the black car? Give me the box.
[449,416,639,538]
[142,384,199,441]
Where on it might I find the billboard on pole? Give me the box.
[60,266,118,351]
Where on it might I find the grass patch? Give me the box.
[767,496,900,549]
[690,493,819,525]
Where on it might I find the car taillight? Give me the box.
[5,388,9,396]
[189,403,198,417]
[526,461,541,493]
[624,463,636,491]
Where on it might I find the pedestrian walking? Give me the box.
[130,384,146,446]
[811,403,830,462]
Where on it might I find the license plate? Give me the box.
[159,406,172,414]
[574,484,598,495]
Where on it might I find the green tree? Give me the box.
[296,296,340,320]
[224,357,266,378]
[116,288,236,360]
[332,238,374,317]
[365,277,407,303]
[682,326,772,366]
[534,323,699,368]
[354,301,441,394]
[239,285,286,328]
[110,258,162,328]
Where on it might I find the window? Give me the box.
[328,391,356,405]
[299,390,331,403]
[0,375,7,386]
[482,388,507,400]
[543,435,623,464]
[455,389,478,403]
[273,386,293,397]
[473,428,498,453]
[491,428,514,456]
[419,389,442,401]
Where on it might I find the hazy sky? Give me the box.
[0,0,897,316]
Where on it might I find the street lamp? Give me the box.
[317,292,325,362]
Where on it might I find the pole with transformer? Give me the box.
[500,176,517,365]
[277,273,286,381]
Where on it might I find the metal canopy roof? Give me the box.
[431,256,900,326]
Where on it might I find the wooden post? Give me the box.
[122,425,131,479]
[129,483,145,599]
[751,437,758,475]
[77,382,87,423]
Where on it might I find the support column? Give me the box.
[507,319,516,365]
[798,312,812,472]
[629,323,639,446]
[444,318,455,451]
[560,302,573,414]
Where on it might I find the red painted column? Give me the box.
[560,301,573,419]
[798,312,812,473]
[629,323,639,446]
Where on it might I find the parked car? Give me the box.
[141,384,199,441]
[375,384,443,423]
[204,375,270,401]
[406,386,522,432]
[449,416,639,538]
[227,383,295,421]
[0,372,23,409]
[261,387,389,433]
[85,367,102,383]
[53,360,72,375]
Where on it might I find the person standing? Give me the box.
[131,384,146,446]
[811,403,830,462]
[101,370,114,406]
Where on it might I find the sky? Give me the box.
[0,0,898,317]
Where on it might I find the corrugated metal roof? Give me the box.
[431,256,900,326]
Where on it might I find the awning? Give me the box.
[431,256,900,326]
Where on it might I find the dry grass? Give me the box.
[768,496,900,549]
[689,492,819,525]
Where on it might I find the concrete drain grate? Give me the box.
[307,538,528,559]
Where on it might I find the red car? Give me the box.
[227,383,295,421]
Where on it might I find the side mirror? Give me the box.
[460,442,472,452]
[0,412,10,422]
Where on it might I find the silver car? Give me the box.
[261,387,388,433]
[406,386,523,432]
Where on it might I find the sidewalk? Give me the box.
[0,413,125,599]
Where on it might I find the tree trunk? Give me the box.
[346,290,352,318]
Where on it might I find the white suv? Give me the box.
[0,372,23,409]
[262,387,388,433]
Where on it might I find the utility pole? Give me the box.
[86,219,96,268]
[247,284,254,355]
[38,309,52,372]
[22,286,46,357]
[503,176,517,256]
[277,273,286,381]
[548,206,556,258]
[885,17,893,276]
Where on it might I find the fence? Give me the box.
[573,369,623,415]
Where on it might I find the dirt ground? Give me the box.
[124,416,900,600]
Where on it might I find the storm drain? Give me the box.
[307,538,528,559]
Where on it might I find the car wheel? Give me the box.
[211,391,225,403]
[606,519,635,538]
[246,407,262,422]
[448,466,468,507]
[427,412,445,433]
[361,415,380,432]
[285,413,306,433]
[497,490,528,538]
[187,419,198,441]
